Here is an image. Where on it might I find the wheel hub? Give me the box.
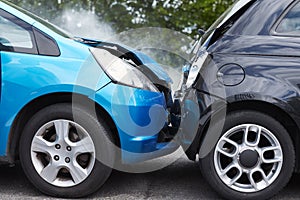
[238,149,259,169]
[53,143,73,164]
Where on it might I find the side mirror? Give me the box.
[198,29,205,36]
[0,37,13,51]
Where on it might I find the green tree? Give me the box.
[7,0,234,68]
[8,0,234,38]
[114,0,235,37]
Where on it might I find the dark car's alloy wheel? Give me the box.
[19,103,114,198]
[214,124,282,192]
[200,111,295,200]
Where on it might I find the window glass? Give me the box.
[0,15,33,48]
[277,2,300,34]
[3,0,72,38]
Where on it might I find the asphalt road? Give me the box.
[0,155,300,200]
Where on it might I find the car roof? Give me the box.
[227,0,295,36]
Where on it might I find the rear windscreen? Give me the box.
[202,0,256,46]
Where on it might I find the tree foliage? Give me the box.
[7,0,234,38]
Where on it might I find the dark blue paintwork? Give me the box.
[183,0,300,172]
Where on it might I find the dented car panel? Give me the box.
[181,0,300,199]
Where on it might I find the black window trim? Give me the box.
[271,0,300,37]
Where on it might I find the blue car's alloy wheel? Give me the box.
[30,119,96,187]
[19,103,115,198]
[200,111,295,200]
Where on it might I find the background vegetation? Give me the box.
[8,0,235,38]
[6,0,235,76]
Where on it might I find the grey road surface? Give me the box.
[0,155,299,200]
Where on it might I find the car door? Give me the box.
[268,1,300,119]
[0,8,38,155]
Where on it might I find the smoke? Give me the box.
[53,9,115,40]
[52,9,191,92]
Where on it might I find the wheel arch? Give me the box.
[7,92,120,163]
[227,101,299,173]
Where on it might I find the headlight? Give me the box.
[90,48,158,92]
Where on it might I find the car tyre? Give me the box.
[200,110,295,200]
[19,103,115,198]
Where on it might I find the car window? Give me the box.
[0,9,37,54]
[0,15,33,49]
[277,2,300,34]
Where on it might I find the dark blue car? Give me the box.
[181,0,300,199]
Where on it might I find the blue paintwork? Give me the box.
[93,83,167,152]
[0,1,173,162]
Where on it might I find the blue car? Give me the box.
[0,0,178,197]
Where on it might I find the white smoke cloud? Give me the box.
[52,10,189,93]
[54,9,115,40]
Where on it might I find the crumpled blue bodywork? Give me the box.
[0,1,176,163]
